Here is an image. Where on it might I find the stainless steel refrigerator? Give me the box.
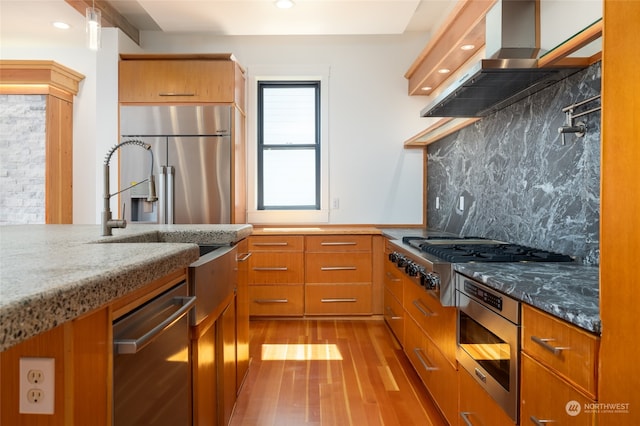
[119,105,231,224]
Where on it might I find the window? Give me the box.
[257,81,320,210]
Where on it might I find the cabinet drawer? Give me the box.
[249,285,303,316]
[383,259,403,301]
[458,364,515,426]
[305,284,372,315]
[384,287,404,345]
[404,316,458,425]
[522,305,599,398]
[521,353,595,426]
[119,60,236,103]
[305,252,372,283]
[248,252,304,284]
[248,235,304,252]
[403,278,457,366]
[306,235,371,252]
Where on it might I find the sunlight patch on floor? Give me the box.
[261,343,343,361]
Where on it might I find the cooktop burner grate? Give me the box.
[403,237,573,263]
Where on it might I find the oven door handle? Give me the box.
[114,296,196,355]
[531,335,570,355]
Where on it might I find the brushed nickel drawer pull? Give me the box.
[321,298,357,303]
[158,93,195,96]
[412,299,434,317]
[385,306,401,320]
[320,241,357,246]
[413,348,438,371]
[253,267,288,271]
[531,336,570,355]
[474,368,487,383]
[252,242,289,246]
[530,415,557,424]
[320,266,357,271]
[254,299,288,304]
[237,252,252,262]
[460,412,474,426]
[385,271,401,282]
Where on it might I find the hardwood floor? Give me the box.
[230,318,447,426]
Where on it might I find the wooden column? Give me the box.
[0,60,84,224]
[599,1,640,424]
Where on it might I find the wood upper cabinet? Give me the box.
[119,56,245,104]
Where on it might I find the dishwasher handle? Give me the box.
[114,296,196,355]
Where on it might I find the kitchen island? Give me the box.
[0,224,253,352]
[1,223,252,425]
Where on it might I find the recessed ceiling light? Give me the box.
[438,68,450,74]
[52,21,71,30]
[460,44,475,51]
[275,0,294,8]
[421,86,432,91]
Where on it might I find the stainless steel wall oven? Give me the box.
[456,272,521,423]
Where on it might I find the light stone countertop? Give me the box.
[0,224,253,351]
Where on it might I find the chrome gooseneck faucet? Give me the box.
[102,140,157,236]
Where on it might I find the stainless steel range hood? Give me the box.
[421,0,585,118]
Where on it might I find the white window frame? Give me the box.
[247,65,330,224]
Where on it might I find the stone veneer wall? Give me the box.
[0,95,47,224]
[427,62,601,265]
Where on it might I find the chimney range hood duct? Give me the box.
[421,0,585,118]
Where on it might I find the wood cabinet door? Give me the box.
[521,353,595,426]
[522,305,599,398]
[403,276,457,366]
[248,252,304,284]
[458,366,515,426]
[248,285,304,316]
[217,300,237,426]
[119,60,235,103]
[404,316,458,426]
[235,239,250,391]
[305,252,372,283]
[305,283,372,315]
[384,287,405,345]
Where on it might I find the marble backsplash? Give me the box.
[427,62,601,265]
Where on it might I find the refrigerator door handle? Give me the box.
[158,166,167,224]
[167,166,175,224]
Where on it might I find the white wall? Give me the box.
[2,28,430,225]
[137,32,428,224]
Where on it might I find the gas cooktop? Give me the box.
[402,236,573,263]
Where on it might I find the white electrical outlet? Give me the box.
[459,196,465,211]
[19,357,55,414]
[332,198,340,209]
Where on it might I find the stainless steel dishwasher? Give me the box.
[113,281,195,426]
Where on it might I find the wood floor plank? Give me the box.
[230,319,447,426]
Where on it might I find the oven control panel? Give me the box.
[463,280,503,312]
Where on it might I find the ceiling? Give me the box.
[0,0,457,48]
